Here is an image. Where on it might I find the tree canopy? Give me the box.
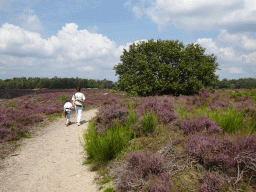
[114,39,219,96]
[0,77,115,90]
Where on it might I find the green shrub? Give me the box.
[82,122,131,162]
[250,88,256,96]
[126,104,138,126]
[241,184,248,191]
[9,103,17,108]
[253,96,256,103]
[124,91,139,98]
[197,107,245,133]
[141,112,158,134]
[56,93,69,103]
[209,108,245,133]
[104,187,116,192]
[109,90,116,94]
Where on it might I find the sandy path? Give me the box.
[0,109,99,192]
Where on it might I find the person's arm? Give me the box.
[82,94,85,103]
[72,95,75,106]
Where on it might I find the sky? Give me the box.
[0,0,256,82]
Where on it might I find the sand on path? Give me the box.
[0,108,99,192]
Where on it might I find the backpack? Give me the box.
[74,93,83,107]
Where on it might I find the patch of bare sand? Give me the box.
[0,108,99,192]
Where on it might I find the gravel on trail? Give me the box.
[0,108,99,192]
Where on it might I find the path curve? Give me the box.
[0,109,99,192]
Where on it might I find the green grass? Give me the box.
[126,104,138,126]
[46,113,62,122]
[241,184,248,191]
[176,104,250,133]
[82,122,132,163]
[11,154,19,156]
[9,103,17,108]
[104,187,116,192]
[56,93,69,103]
[109,90,116,93]
[197,107,245,133]
[22,134,33,138]
[101,176,112,184]
[141,112,158,134]
[14,144,21,148]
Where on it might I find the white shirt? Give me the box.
[72,93,85,102]
[64,102,73,111]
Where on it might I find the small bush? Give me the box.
[138,99,178,124]
[208,107,245,133]
[141,112,158,135]
[146,173,173,192]
[126,151,164,177]
[94,104,129,133]
[56,93,69,102]
[180,115,222,135]
[82,122,131,163]
[104,187,116,192]
[124,90,139,98]
[9,103,17,108]
[186,134,256,175]
[126,105,138,126]
[208,100,232,110]
[200,172,225,192]
[110,90,116,94]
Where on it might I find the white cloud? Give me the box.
[229,67,243,73]
[0,22,147,81]
[88,25,98,33]
[131,0,256,31]
[196,38,236,61]
[133,6,143,19]
[18,9,44,33]
[217,30,256,51]
[81,66,94,72]
[240,51,256,64]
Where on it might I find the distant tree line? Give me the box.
[214,78,256,89]
[0,76,115,90]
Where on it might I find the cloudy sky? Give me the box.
[0,0,256,81]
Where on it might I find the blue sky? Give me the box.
[0,0,256,82]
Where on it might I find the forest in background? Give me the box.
[1,77,256,90]
[0,76,115,90]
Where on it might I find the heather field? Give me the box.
[81,88,256,192]
[0,89,122,143]
[1,88,256,191]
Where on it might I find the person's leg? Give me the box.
[66,111,71,126]
[75,106,79,123]
[67,111,71,124]
[77,106,83,125]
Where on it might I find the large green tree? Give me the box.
[114,39,219,96]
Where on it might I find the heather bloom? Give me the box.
[147,173,173,192]
[200,172,225,192]
[180,115,223,135]
[186,134,256,175]
[208,100,232,110]
[126,151,164,177]
[94,103,129,133]
[0,89,124,142]
[137,98,178,124]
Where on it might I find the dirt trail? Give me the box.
[0,109,99,192]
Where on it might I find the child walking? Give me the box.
[63,98,74,127]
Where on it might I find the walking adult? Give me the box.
[72,86,86,126]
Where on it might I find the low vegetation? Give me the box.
[82,88,256,191]
[1,87,256,191]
